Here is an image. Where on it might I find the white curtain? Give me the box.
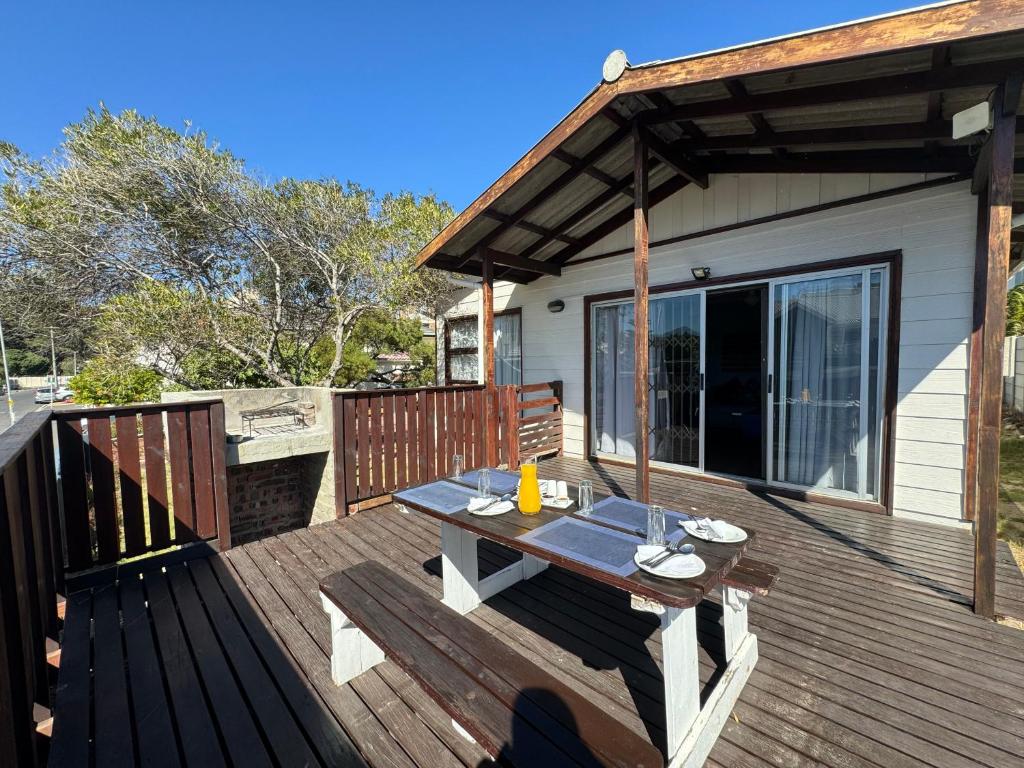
[494,313,522,386]
[594,304,636,456]
[776,273,862,494]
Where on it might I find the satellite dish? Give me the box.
[602,50,629,83]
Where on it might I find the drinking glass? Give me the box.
[578,480,594,516]
[452,454,464,480]
[647,505,666,546]
[477,468,492,499]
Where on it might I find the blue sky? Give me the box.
[5,1,913,211]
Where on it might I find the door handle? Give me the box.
[768,373,773,393]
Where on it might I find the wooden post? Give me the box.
[974,82,1017,618]
[333,393,348,519]
[633,123,651,503]
[482,252,498,467]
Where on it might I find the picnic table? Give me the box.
[383,468,776,768]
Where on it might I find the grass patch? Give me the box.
[999,421,1024,568]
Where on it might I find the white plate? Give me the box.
[511,494,573,509]
[469,501,514,517]
[679,519,747,543]
[634,546,706,579]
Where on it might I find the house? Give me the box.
[421,0,1024,617]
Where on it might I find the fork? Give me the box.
[641,540,695,568]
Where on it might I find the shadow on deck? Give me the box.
[50,456,1024,767]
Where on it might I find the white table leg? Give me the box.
[441,521,481,614]
[722,586,752,662]
[661,606,701,759]
[319,593,385,685]
[631,593,758,768]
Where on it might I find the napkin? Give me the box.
[467,497,513,514]
[697,517,732,540]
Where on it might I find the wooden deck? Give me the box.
[51,456,1024,767]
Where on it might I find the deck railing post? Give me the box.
[973,79,1018,618]
[332,393,349,518]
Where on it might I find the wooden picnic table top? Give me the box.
[394,472,754,610]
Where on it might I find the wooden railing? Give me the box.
[497,381,564,468]
[52,400,231,573]
[334,385,488,513]
[1,399,233,766]
[0,412,62,767]
[334,381,564,512]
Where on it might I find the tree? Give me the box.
[329,310,437,388]
[1,107,454,388]
[3,348,50,375]
[69,360,163,405]
[1008,285,1024,337]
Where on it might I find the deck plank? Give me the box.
[47,454,1024,768]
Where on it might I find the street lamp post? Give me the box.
[0,317,14,423]
[50,328,58,411]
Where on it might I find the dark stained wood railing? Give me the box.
[334,385,488,513]
[52,400,231,573]
[497,381,564,468]
[333,382,563,513]
[0,411,62,767]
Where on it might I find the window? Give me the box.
[444,310,522,386]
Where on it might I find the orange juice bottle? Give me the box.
[518,459,542,515]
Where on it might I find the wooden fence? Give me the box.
[334,385,488,512]
[53,400,231,573]
[0,412,62,767]
[497,381,564,467]
[334,382,563,513]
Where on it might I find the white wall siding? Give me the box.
[443,176,976,525]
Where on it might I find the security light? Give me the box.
[691,266,711,280]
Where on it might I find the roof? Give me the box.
[415,0,1024,284]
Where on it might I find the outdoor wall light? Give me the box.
[547,299,565,313]
[691,266,711,280]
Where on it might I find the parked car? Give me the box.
[34,386,73,404]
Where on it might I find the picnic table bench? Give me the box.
[320,560,664,768]
[320,472,779,767]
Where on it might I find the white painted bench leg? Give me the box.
[441,522,481,615]
[661,606,701,760]
[319,593,385,685]
[522,553,549,579]
[722,586,752,662]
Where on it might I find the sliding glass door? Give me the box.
[592,293,702,467]
[589,262,889,502]
[769,268,886,499]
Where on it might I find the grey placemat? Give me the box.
[393,481,478,515]
[585,497,688,542]
[459,468,520,495]
[517,517,640,577]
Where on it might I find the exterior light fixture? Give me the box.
[691,266,711,280]
[547,299,565,313]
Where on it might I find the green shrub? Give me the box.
[69,360,163,405]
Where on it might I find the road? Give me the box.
[0,389,46,434]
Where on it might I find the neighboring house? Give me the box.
[425,1,1024,539]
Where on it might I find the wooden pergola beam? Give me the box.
[482,248,561,276]
[480,210,580,246]
[973,80,1018,619]
[548,174,689,267]
[632,124,651,504]
[673,119,966,151]
[704,148,975,174]
[725,79,785,159]
[551,148,624,190]
[516,175,633,262]
[466,122,631,263]
[641,58,1024,125]
[639,126,709,189]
